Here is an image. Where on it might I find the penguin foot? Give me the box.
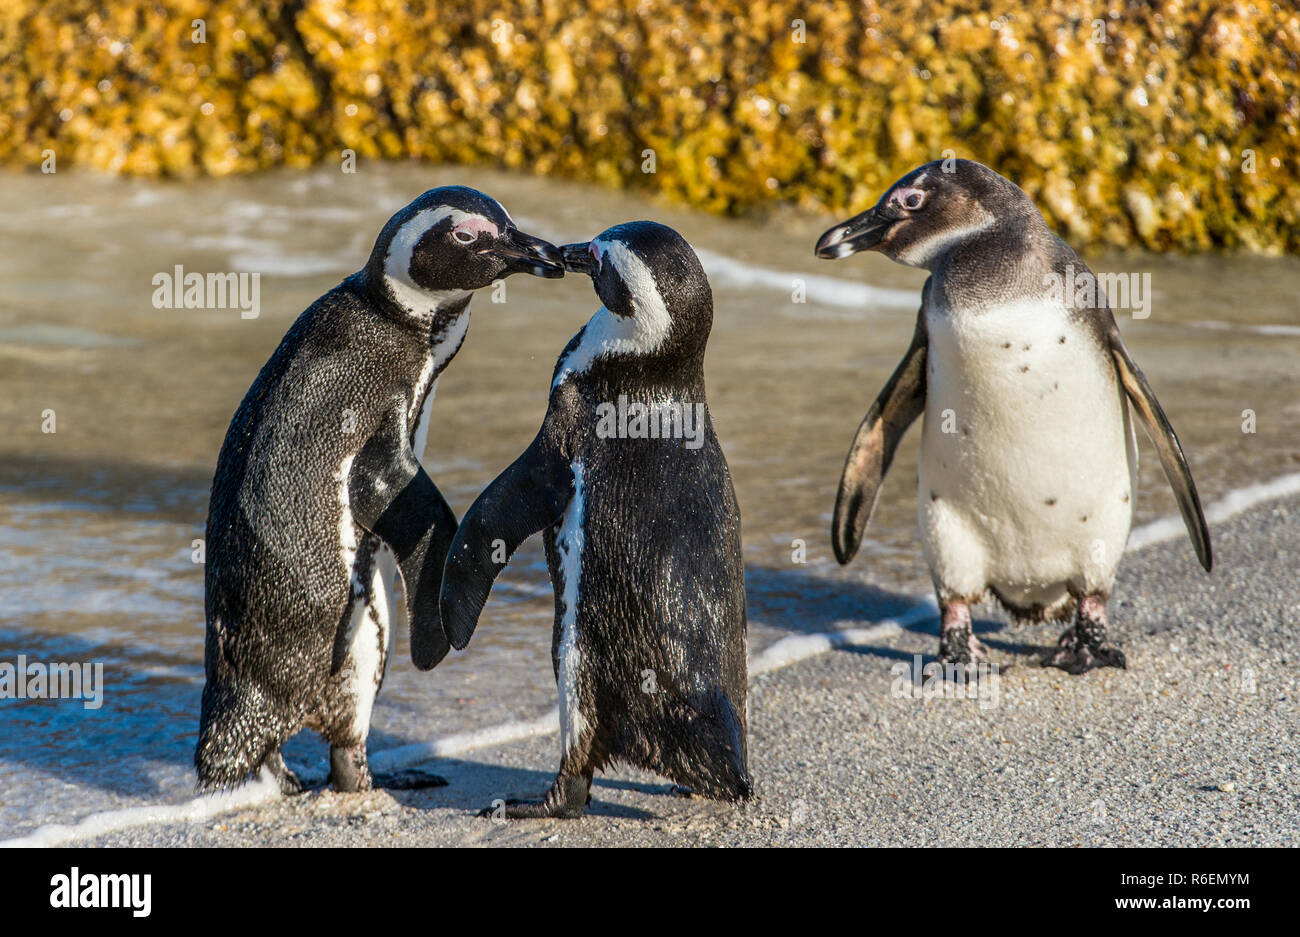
[262,751,305,796]
[273,769,305,797]
[1044,637,1127,674]
[478,770,592,820]
[1045,596,1126,674]
[373,769,448,790]
[937,599,990,667]
[936,633,990,667]
[477,798,585,820]
[328,744,374,793]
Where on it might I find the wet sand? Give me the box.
[67,492,1300,848]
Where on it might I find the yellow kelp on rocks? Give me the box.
[1,0,1296,251]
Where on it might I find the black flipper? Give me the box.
[439,391,576,650]
[832,293,929,564]
[1106,324,1213,572]
[348,404,459,670]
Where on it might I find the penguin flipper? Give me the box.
[440,418,575,651]
[832,301,928,564]
[348,406,459,670]
[1106,325,1213,572]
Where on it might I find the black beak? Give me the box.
[487,228,565,278]
[559,241,597,276]
[815,206,891,259]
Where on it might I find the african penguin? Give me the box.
[439,221,752,818]
[196,186,563,793]
[816,159,1212,674]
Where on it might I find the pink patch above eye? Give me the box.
[590,243,602,267]
[894,187,925,208]
[454,216,499,240]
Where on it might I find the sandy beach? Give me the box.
[64,490,1297,848]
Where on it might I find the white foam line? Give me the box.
[228,249,356,277]
[1,768,281,849]
[370,710,560,774]
[750,598,939,678]
[1127,471,1300,553]
[12,471,1299,846]
[692,247,918,310]
[1185,319,1300,337]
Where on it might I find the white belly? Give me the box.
[918,300,1137,612]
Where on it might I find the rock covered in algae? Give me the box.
[1,0,1296,252]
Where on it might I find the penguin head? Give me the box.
[815,160,1034,270]
[368,186,563,319]
[558,221,712,351]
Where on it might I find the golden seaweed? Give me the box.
[2,1,1294,251]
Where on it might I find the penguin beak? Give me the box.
[815,207,891,259]
[559,241,597,276]
[487,228,565,278]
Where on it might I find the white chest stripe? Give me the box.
[552,240,671,388]
[408,308,469,466]
[411,377,438,465]
[335,453,361,590]
[408,310,470,422]
[555,460,587,756]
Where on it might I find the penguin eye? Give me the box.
[451,227,477,245]
[900,190,925,211]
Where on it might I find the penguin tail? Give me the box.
[656,692,753,802]
[194,679,283,792]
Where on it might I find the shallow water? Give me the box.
[1,163,1297,837]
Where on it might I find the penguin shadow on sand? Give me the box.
[399,566,1025,821]
[370,758,664,821]
[972,621,1074,664]
[322,723,677,819]
[743,563,1040,667]
[281,735,672,820]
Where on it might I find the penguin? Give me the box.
[438,221,752,818]
[815,159,1212,673]
[196,186,563,793]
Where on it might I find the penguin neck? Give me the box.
[930,216,1053,312]
[571,353,708,409]
[552,304,706,392]
[359,269,473,344]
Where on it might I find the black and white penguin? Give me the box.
[439,221,752,818]
[815,160,1212,673]
[196,186,563,793]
